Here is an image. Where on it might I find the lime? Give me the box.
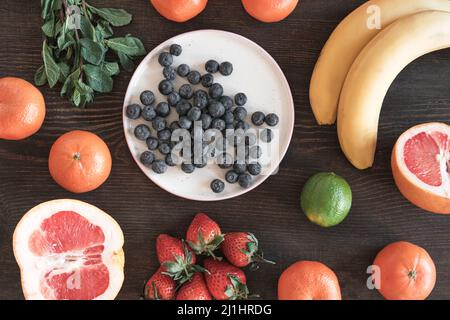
[300,172,352,227]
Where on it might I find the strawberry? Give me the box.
[204,258,251,300]
[176,273,212,300]
[186,213,224,258]
[144,267,176,300]
[156,234,204,283]
[221,232,275,268]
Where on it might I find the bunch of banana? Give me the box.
[309,0,450,169]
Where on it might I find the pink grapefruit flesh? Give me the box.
[13,199,124,300]
[392,122,450,214]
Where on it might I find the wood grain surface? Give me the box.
[1,0,449,300]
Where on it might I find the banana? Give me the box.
[309,0,450,125]
[337,11,450,170]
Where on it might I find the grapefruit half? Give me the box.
[13,199,124,300]
[392,122,450,214]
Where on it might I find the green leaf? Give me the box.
[54,20,63,37]
[79,14,95,39]
[42,41,60,88]
[41,0,52,19]
[72,88,81,106]
[88,6,132,27]
[57,62,70,81]
[76,79,94,95]
[106,36,146,56]
[95,20,113,41]
[117,51,134,72]
[34,65,47,86]
[83,64,113,93]
[52,0,62,11]
[101,61,120,76]
[80,38,105,65]
[61,68,81,96]
[57,29,75,51]
[42,12,55,37]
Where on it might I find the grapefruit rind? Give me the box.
[13,199,125,300]
[392,122,450,214]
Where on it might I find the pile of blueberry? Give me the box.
[125,43,280,194]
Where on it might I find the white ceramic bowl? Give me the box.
[123,30,294,201]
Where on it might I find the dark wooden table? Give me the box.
[1,0,449,300]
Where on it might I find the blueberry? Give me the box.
[222,111,234,124]
[158,52,173,67]
[179,84,194,99]
[205,60,219,73]
[134,124,151,140]
[193,90,209,109]
[170,44,182,56]
[248,163,261,176]
[152,160,167,174]
[210,179,225,193]
[157,128,171,141]
[181,162,195,174]
[162,67,176,81]
[177,64,190,77]
[194,159,207,168]
[217,153,233,169]
[156,102,170,117]
[142,105,157,121]
[140,91,155,106]
[225,170,239,184]
[265,113,279,126]
[152,116,166,131]
[209,83,223,99]
[126,104,141,119]
[208,100,225,118]
[165,153,177,166]
[230,131,245,146]
[158,80,173,95]
[226,123,234,130]
[248,145,262,159]
[201,113,212,129]
[176,100,192,116]
[234,93,247,106]
[251,111,265,126]
[234,106,247,121]
[245,133,257,146]
[220,96,233,111]
[235,120,250,131]
[233,163,247,174]
[146,137,159,150]
[211,118,226,131]
[261,128,273,143]
[201,73,214,88]
[167,92,181,107]
[140,151,155,166]
[187,107,202,121]
[219,61,233,76]
[187,71,201,85]
[169,121,181,132]
[238,173,252,188]
[159,142,171,155]
[178,116,192,129]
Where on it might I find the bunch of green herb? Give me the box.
[36,0,146,107]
